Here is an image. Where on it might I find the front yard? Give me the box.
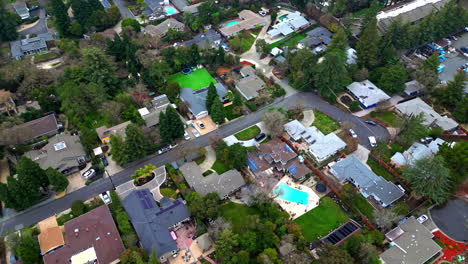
[312,110,340,134]
[294,197,349,242]
[220,202,260,233]
[371,111,403,127]
[224,104,242,120]
[234,125,260,140]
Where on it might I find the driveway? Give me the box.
[223,122,266,147]
[18,8,48,36]
[430,198,468,242]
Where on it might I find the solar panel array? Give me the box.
[323,222,359,245]
[288,164,297,175]
[155,199,182,216]
[137,190,154,210]
[247,158,258,172]
[284,145,294,153]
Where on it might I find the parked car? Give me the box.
[158,145,171,155]
[184,131,190,140]
[197,121,205,129]
[82,169,96,179]
[417,214,428,224]
[192,128,201,137]
[368,136,377,147]
[100,155,108,166]
[99,191,112,204]
[420,137,433,144]
[255,133,266,141]
[365,120,377,126]
[349,129,357,138]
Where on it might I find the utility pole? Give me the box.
[106,169,116,190]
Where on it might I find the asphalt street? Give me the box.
[0,92,388,235]
[430,198,468,242]
[18,8,48,36]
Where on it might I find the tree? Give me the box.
[165,106,185,141]
[255,39,271,55]
[378,65,408,94]
[258,248,282,264]
[439,71,466,109]
[50,0,70,35]
[148,247,160,264]
[398,113,428,146]
[71,200,87,216]
[110,134,127,166]
[233,92,243,107]
[452,97,468,123]
[16,232,41,264]
[226,143,247,169]
[262,109,287,137]
[327,27,347,57]
[124,124,151,163]
[81,48,120,94]
[210,97,225,124]
[0,3,21,42]
[16,157,49,191]
[121,18,141,32]
[158,112,171,144]
[437,141,468,187]
[422,51,440,74]
[314,51,350,102]
[402,156,452,204]
[206,83,218,113]
[164,82,180,102]
[46,168,69,192]
[356,18,380,69]
[215,229,239,263]
[120,248,148,264]
[186,192,221,220]
[373,208,402,230]
[315,243,354,264]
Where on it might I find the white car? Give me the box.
[82,169,96,179]
[349,129,357,138]
[192,129,200,138]
[99,191,112,204]
[368,136,377,148]
[184,131,190,140]
[417,215,428,224]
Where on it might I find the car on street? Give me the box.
[99,191,112,204]
[349,129,357,138]
[100,155,108,166]
[82,168,96,179]
[184,131,190,140]
[169,143,178,149]
[197,121,205,129]
[192,128,200,137]
[365,120,377,126]
[417,214,428,224]
[255,133,266,141]
[158,145,171,155]
[368,136,377,147]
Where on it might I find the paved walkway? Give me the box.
[301,110,315,126]
[223,122,266,146]
[353,95,404,117]
[198,146,215,171]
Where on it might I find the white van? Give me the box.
[368,136,377,147]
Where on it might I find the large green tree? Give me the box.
[356,18,381,69]
[210,97,225,124]
[215,229,239,263]
[314,51,350,102]
[314,243,355,264]
[437,141,468,187]
[0,3,21,42]
[378,65,408,94]
[81,48,120,94]
[124,124,152,162]
[327,27,348,57]
[205,83,218,112]
[399,113,428,146]
[185,192,220,220]
[110,134,127,166]
[402,156,452,204]
[16,157,49,191]
[121,18,141,32]
[50,0,70,35]
[46,168,69,192]
[16,232,41,264]
[438,71,466,109]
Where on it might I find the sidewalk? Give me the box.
[301,110,315,126]
[199,146,215,171]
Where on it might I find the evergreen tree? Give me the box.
[106,33,125,60]
[50,0,70,36]
[0,3,21,42]
[165,106,184,141]
[82,48,120,94]
[422,51,440,73]
[124,124,151,162]
[205,83,218,112]
[121,18,141,32]
[356,18,381,69]
[16,157,49,191]
[439,71,466,109]
[158,111,171,144]
[210,97,225,124]
[378,65,408,94]
[110,134,127,166]
[314,51,350,102]
[327,27,348,57]
[233,92,243,107]
[46,168,69,192]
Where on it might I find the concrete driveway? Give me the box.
[18,8,48,36]
[430,198,468,242]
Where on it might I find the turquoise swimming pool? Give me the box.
[164,6,177,15]
[225,20,241,27]
[273,183,309,205]
[278,14,289,21]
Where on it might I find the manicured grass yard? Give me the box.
[312,110,340,134]
[342,184,375,220]
[234,125,260,140]
[373,111,403,127]
[211,159,230,174]
[34,52,60,62]
[160,188,176,197]
[366,159,394,182]
[220,202,260,233]
[294,197,349,242]
[167,68,217,90]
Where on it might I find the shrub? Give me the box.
[71,200,87,216]
[349,101,360,112]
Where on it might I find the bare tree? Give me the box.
[254,89,273,105]
[262,109,288,137]
[208,217,232,240]
[373,209,402,231]
[100,101,124,124]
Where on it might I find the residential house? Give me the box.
[235,66,266,101]
[404,80,425,96]
[0,90,17,116]
[144,19,186,38]
[180,162,246,199]
[182,2,202,14]
[376,0,450,32]
[322,220,361,246]
[267,12,311,38]
[247,138,312,181]
[0,113,60,145]
[390,138,445,167]
[10,33,55,60]
[395,97,458,131]
[180,83,228,119]
[11,1,29,19]
[122,189,190,262]
[380,216,442,264]
[219,10,268,37]
[38,216,65,256]
[138,94,171,127]
[298,27,332,49]
[182,29,221,50]
[284,120,346,163]
[347,80,391,109]
[43,205,125,264]
[96,121,131,144]
[170,0,188,12]
[24,133,87,175]
[330,155,404,207]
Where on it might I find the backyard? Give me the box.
[229,32,256,54]
[366,159,395,182]
[312,110,340,134]
[341,184,375,220]
[234,125,260,140]
[294,197,349,242]
[371,111,403,127]
[220,202,260,233]
[167,68,217,90]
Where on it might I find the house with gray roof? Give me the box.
[25,133,87,175]
[284,120,346,163]
[180,83,228,119]
[182,29,221,50]
[180,162,245,199]
[138,94,171,127]
[380,216,442,264]
[404,80,424,96]
[122,189,190,262]
[267,12,310,38]
[144,19,185,38]
[11,1,30,19]
[298,27,332,48]
[330,155,404,207]
[0,113,60,145]
[347,80,390,109]
[390,138,445,167]
[235,66,266,101]
[182,2,202,14]
[10,33,55,60]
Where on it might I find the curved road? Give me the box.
[18,8,48,36]
[0,92,388,234]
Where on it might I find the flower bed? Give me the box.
[132,164,156,186]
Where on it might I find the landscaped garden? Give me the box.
[366,159,395,182]
[371,111,403,127]
[228,31,256,54]
[34,52,60,63]
[294,197,349,241]
[224,104,242,120]
[312,110,340,134]
[167,68,217,90]
[220,202,260,233]
[211,159,230,174]
[234,125,260,140]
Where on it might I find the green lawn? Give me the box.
[373,111,403,127]
[366,159,394,182]
[280,33,307,48]
[195,155,206,165]
[220,202,260,233]
[352,4,385,17]
[34,52,60,62]
[224,104,242,120]
[167,68,217,90]
[234,125,260,140]
[160,188,176,198]
[342,184,375,220]
[294,197,349,241]
[312,110,340,134]
[211,159,230,174]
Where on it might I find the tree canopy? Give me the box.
[0,3,21,42]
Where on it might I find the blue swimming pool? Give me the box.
[164,6,176,15]
[225,20,240,27]
[273,183,309,205]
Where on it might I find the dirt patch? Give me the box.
[66,171,86,193]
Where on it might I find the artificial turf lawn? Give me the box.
[312,110,340,134]
[220,202,260,233]
[167,68,217,90]
[294,197,349,241]
[366,159,395,182]
[211,159,230,174]
[373,111,403,127]
[234,125,260,140]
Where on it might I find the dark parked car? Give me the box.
[255,133,266,141]
[100,155,108,166]
[365,120,377,126]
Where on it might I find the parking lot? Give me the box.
[439,31,468,91]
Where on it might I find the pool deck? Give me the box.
[272,176,320,220]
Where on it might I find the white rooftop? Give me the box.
[138,107,150,117]
[390,138,445,166]
[377,0,444,20]
[347,80,391,108]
